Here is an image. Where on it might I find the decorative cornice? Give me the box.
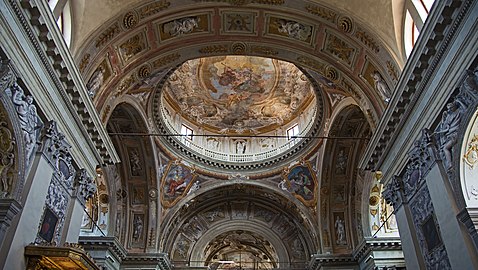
[309,254,356,270]
[8,0,118,165]
[363,0,473,170]
[79,236,127,261]
[353,237,402,262]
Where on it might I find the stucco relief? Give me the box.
[410,186,451,269]
[0,110,15,198]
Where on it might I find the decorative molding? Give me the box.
[382,176,403,210]
[8,0,117,165]
[75,169,97,205]
[0,199,22,237]
[192,0,284,6]
[198,44,229,54]
[410,186,451,269]
[305,5,337,23]
[365,0,474,169]
[96,23,122,48]
[354,27,380,53]
[138,1,171,20]
[152,53,181,69]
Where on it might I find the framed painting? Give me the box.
[283,162,317,206]
[38,207,59,243]
[160,162,197,207]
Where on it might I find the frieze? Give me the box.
[152,53,181,69]
[324,33,356,66]
[159,15,208,41]
[305,5,337,23]
[118,31,148,63]
[192,0,284,5]
[138,1,171,20]
[386,61,399,82]
[222,11,256,34]
[354,27,380,53]
[296,56,326,73]
[95,23,121,48]
[198,44,229,54]
[250,45,279,55]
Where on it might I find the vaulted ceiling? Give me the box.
[71,0,405,266]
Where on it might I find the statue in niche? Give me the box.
[372,71,391,102]
[86,66,104,98]
[132,215,143,241]
[12,86,39,158]
[129,150,142,175]
[235,139,246,154]
[276,19,311,41]
[434,100,463,169]
[335,149,347,174]
[334,215,346,245]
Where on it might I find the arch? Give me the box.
[159,182,319,266]
[320,104,371,250]
[106,102,157,250]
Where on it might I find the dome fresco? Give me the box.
[162,56,315,134]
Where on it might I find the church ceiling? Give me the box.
[162,56,314,134]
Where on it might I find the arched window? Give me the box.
[403,0,435,57]
[47,0,72,47]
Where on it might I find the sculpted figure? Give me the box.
[86,66,104,98]
[434,101,462,169]
[277,19,311,41]
[334,215,346,245]
[372,71,391,102]
[164,17,199,37]
[12,87,38,156]
[133,215,143,241]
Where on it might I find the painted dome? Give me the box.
[162,56,314,134]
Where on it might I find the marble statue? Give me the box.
[12,86,38,157]
[86,66,104,98]
[372,71,391,102]
[434,101,462,169]
[335,215,346,245]
[133,215,143,241]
